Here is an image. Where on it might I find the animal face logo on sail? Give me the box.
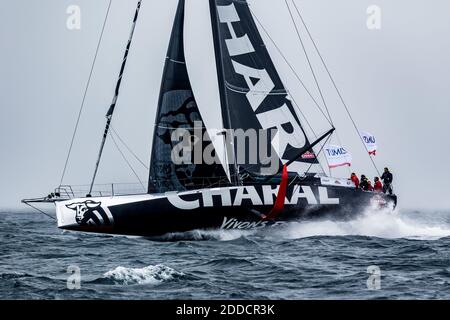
[155,93,224,190]
[217,3,307,171]
[65,200,113,226]
[156,95,199,184]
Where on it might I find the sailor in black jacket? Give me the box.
[381,167,393,195]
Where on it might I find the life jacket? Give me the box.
[374,181,383,192]
[367,182,374,191]
[351,175,359,188]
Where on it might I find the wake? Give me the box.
[280,206,450,240]
[147,204,450,242]
[147,228,257,242]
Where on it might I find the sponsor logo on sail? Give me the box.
[217,3,307,169]
[301,151,316,159]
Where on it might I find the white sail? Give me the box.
[183,0,231,182]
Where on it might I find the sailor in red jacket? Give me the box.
[367,180,374,191]
[373,177,383,192]
[350,173,360,189]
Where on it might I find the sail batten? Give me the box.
[225,81,289,95]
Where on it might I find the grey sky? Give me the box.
[1,0,449,210]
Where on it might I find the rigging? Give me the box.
[59,0,113,187]
[285,0,351,175]
[89,0,143,195]
[110,132,146,192]
[291,0,381,176]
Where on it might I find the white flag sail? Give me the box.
[324,145,352,169]
[360,131,377,155]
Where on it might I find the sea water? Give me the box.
[1,206,449,299]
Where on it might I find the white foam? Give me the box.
[103,264,183,285]
[280,205,450,240]
[148,204,450,242]
[155,228,257,241]
[190,229,257,241]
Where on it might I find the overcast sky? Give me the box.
[1,0,449,210]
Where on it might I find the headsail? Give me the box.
[183,0,231,182]
[148,0,229,193]
[209,0,320,176]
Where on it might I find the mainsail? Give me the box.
[209,0,319,175]
[148,0,229,193]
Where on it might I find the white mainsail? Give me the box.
[183,0,231,182]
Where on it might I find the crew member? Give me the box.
[381,167,393,195]
[374,177,383,192]
[360,175,369,191]
[350,173,359,189]
[367,180,374,192]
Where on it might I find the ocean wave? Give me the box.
[0,272,32,280]
[96,264,184,285]
[147,229,257,242]
[203,257,255,267]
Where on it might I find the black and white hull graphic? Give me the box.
[56,181,397,237]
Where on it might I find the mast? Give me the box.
[88,0,142,195]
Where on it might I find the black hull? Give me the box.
[57,183,397,238]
